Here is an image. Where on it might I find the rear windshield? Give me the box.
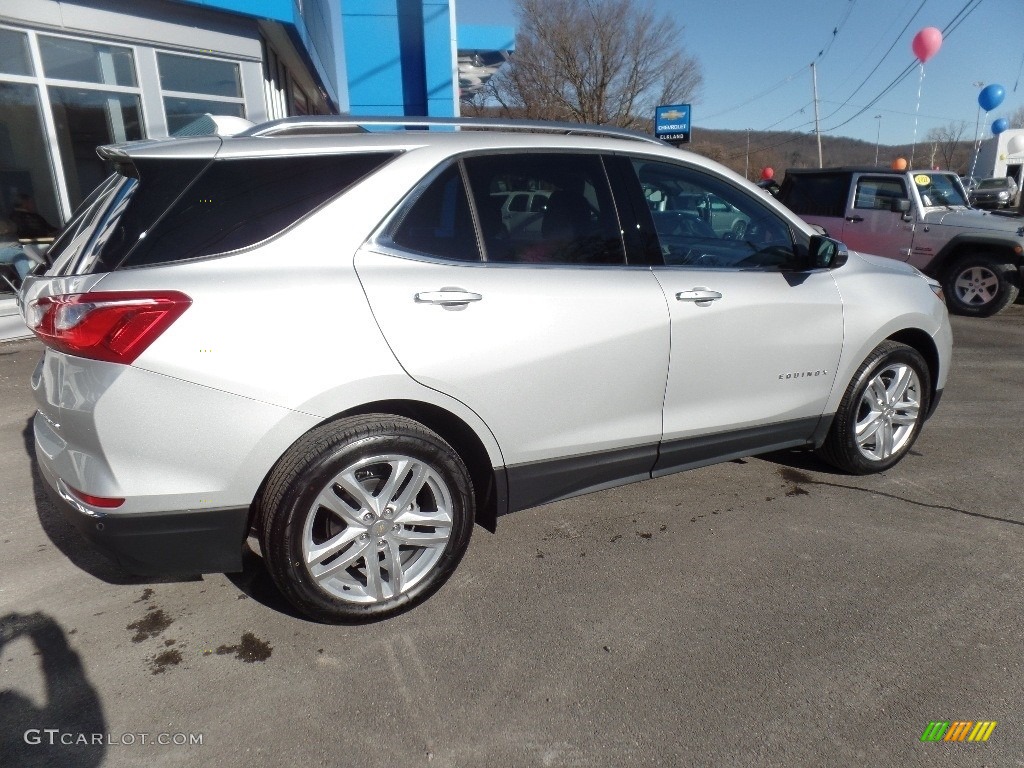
[54,152,397,275]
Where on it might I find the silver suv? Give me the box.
[22,117,952,622]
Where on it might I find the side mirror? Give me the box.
[809,234,848,269]
[890,198,911,214]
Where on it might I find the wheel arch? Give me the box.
[885,327,940,417]
[250,399,506,536]
[929,235,1023,279]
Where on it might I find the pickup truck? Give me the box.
[778,167,1024,316]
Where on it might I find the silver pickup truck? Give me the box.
[778,167,1023,316]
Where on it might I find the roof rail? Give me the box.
[242,115,666,146]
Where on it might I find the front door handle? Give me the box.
[414,288,483,307]
[676,289,722,303]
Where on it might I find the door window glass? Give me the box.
[464,153,625,265]
[854,177,907,210]
[631,158,801,270]
[389,164,480,262]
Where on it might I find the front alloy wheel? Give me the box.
[817,341,931,474]
[852,362,921,462]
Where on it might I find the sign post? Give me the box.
[654,104,691,145]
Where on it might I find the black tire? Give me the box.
[817,341,931,475]
[942,253,1020,317]
[258,415,474,623]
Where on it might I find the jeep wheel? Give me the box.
[259,415,474,622]
[817,341,931,475]
[942,254,1020,317]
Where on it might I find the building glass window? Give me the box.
[0,82,61,239]
[0,29,32,76]
[48,87,144,209]
[157,52,245,134]
[39,36,137,87]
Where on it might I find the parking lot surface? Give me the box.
[1,307,1022,768]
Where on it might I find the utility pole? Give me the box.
[744,128,751,180]
[811,62,823,168]
[874,114,882,166]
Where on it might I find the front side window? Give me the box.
[854,177,907,210]
[632,159,802,270]
[464,153,625,265]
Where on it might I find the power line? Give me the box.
[817,0,927,124]
[730,0,987,160]
[821,0,985,134]
[702,0,861,122]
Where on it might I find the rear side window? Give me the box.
[464,153,625,265]
[388,164,480,262]
[119,152,395,268]
[778,173,849,217]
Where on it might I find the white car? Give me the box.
[22,116,952,622]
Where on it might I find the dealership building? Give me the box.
[0,0,513,228]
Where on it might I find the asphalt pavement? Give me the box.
[1,306,1022,768]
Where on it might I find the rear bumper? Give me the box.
[40,461,248,575]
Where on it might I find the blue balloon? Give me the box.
[978,84,1005,112]
[992,118,1009,135]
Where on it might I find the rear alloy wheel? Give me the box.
[817,341,931,474]
[259,415,474,622]
[942,254,1020,317]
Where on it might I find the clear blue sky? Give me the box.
[455,0,1024,148]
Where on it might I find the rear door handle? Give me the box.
[414,288,482,307]
[845,215,864,223]
[676,289,722,303]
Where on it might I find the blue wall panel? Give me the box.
[342,0,456,117]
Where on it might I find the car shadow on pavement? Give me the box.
[21,418,197,586]
[225,548,311,622]
[757,447,1024,527]
[0,611,106,768]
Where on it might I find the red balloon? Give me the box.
[912,27,942,63]
[760,167,774,180]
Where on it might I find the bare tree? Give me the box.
[1010,105,1024,130]
[926,120,969,170]
[487,0,702,129]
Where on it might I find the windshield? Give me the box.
[913,173,968,207]
[977,178,1010,190]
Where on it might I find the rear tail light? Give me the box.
[28,291,191,364]
[65,483,125,509]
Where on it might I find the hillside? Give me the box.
[687,128,976,180]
